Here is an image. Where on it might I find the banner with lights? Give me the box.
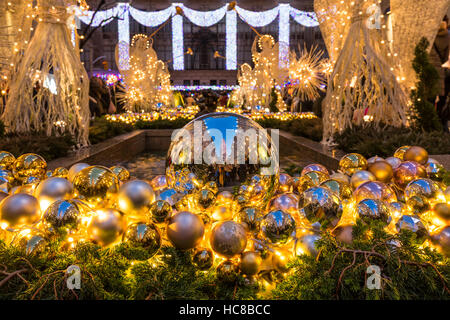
[76,3,318,71]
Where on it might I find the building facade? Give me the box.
[81,0,325,85]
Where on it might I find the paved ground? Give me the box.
[120,152,315,181]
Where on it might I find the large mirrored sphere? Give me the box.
[166,113,279,202]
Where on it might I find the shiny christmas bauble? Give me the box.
[301,187,342,229]
[216,260,239,282]
[12,153,47,182]
[239,251,262,276]
[88,208,127,246]
[404,146,428,165]
[319,179,352,200]
[301,163,329,176]
[393,146,410,160]
[393,161,427,190]
[43,199,80,231]
[238,207,262,233]
[350,170,376,189]
[203,180,219,194]
[110,166,130,182]
[150,175,168,191]
[197,189,215,210]
[431,226,450,257]
[0,151,15,170]
[149,200,172,223]
[192,247,214,270]
[395,215,428,244]
[0,193,40,227]
[261,210,296,244]
[52,167,69,178]
[67,163,90,182]
[330,172,350,184]
[267,193,298,215]
[117,180,155,220]
[296,233,321,257]
[297,171,329,193]
[353,181,397,203]
[339,153,368,176]
[210,220,247,258]
[367,156,384,164]
[166,113,279,203]
[426,158,445,181]
[404,178,443,203]
[434,203,450,223]
[368,161,393,183]
[385,157,402,170]
[277,173,293,193]
[34,177,73,212]
[73,166,119,206]
[124,222,161,258]
[357,199,391,224]
[167,211,204,250]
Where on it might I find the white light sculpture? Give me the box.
[77,3,319,71]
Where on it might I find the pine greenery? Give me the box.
[410,37,443,132]
[1,218,449,300]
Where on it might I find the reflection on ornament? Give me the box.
[151,175,168,191]
[216,260,239,282]
[357,199,391,225]
[238,207,262,234]
[267,193,299,215]
[393,161,427,190]
[192,247,214,270]
[320,179,352,200]
[12,153,47,182]
[110,166,130,181]
[297,171,329,193]
[395,215,428,244]
[431,226,450,257]
[426,158,445,181]
[88,208,127,247]
[167,211,204,250]
[339,153,368,176]
[73,166,119,206]
[124,222,161,258]
[0,151,15,170]
[278,173,293,193]
[353,181,397,203]
[367,156,384,164]
[197,189,215,210]
[52,167,69,178]
[296,232,321,257]
[405,178,443,203]
[261,210,296,244]
[44,200,80,232]
[117,180,155,220]
[301,187,342,229]
[350,170,376,189]
[385,157,402,170]
[0,193,40,227]
[67,163,90,182]
[272,249,291,273]
[393,146,410,160]
[149,200,172,223]
[434,203,450,224]
[210,220,247,258]
[301,163,329,176]
[330,172,350,184]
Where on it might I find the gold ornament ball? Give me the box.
[339,153,368,176]
[52,167,69,178]
[67,163,90,182]
[149,200,172,223]
[110,166,130,182]
[297,171,329,193]
[124,222,161,258]
[239,251,262,276]
[367,156,384,164]
[167,211,204,250]
[12,153,47,182]
[426,158,445,181]
[385,157,402,170]
[238,207,262,234]
[210,220,247,258]
[431,226,450,257]
[301,164,329,176]
[357,199,391,224]
[0,151,15,170]
[192,247,214,270]
[330,172,350,184]
[434,203,450,223]
[267,193,299,215]
[272,249,291,273]
[0,193,41,227]
[261,210,296,244]
[216,190,233,204]
[368,161,393,183]
[203,181,219,194]
[34,177,73,212]
[296,233,321,257]
[350,170,376,189]
[393,146,410,161]
[405,178,443,202]
[150,175,168,191]
[278,173,293,193]
[197,189,215,210]
[320,179,352,200]
[216,260,239,282]
[404,146,429,165]
[211,205,233,221]
[73,166,119,206]
[88,208,127,246]
[43,199,80,231]
[393,161,427,190]
[353,181,397,203]
[117,180,155,220]
[301,186,343,229]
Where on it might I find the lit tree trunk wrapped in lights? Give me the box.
[2,0,90,146]
[318,0,409,145]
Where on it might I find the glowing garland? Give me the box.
[76,3,319,71]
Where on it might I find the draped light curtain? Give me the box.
[76,3,319,71]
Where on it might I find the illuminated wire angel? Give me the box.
[115,34,173,112]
